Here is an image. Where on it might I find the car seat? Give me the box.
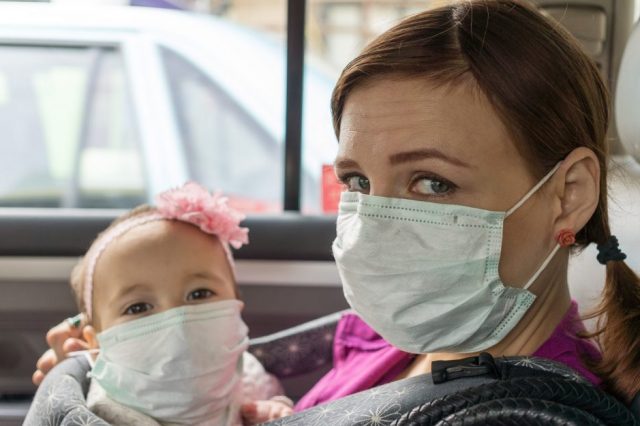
[22,311,342,426]
[23,311,638,426]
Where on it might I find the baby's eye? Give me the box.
[411,176,456,196]
[187,288,214,301]
[123,303,152,315]
[343,175,370,193]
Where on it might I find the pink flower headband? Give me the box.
[82,182,249,320]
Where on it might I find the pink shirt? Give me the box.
[295,301,601,411]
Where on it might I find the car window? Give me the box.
[0,44,144,208]
[161,47,282,212]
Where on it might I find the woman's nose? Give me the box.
[367,180,397,198]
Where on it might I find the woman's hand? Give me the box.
[32,315,89,385]
[241,399,294,425]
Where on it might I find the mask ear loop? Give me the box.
[503,162,563,291]
[505,162,563,218]
[67,349,100,369]
[523,245,561,290]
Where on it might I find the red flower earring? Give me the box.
[556,229,576,247]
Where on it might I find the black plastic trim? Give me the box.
[0,210,336,261]
[283,0,306,211]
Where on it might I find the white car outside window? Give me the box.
[0,44,145,208]
[0,3,338,213]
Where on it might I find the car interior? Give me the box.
[1,0,639,425]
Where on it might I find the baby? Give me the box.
[68,182,292,425]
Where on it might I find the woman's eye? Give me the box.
[187,288,214,301]
[344,175,370,193]
[123,303,152,315]
[411,177,453,196]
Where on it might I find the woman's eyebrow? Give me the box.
[388,148,472,168]
[333,158,360,170]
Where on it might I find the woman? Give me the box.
[35,0,640,407]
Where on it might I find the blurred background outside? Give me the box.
[0,0,452,214]
[0,0,638,214]
[24,0,448,71]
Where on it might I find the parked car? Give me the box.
[0,2,338,212]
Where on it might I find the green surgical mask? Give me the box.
[332,163,561,354]
[91,300,248,425]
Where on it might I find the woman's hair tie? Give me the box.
[596,235,627,265]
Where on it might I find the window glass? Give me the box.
[163,2,289,212]
[212,2,328,212]
[0,5,287,213]
[161,47,283,213]
[0,45,143,208]
[77,49,145,208]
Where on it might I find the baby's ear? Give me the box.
[82,325,99,349]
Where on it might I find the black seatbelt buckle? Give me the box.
[431,352,499,384]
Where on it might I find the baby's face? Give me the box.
[91,220,238,331]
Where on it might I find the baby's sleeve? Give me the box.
[241,352,286,402]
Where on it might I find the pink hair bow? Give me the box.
[156,182,249,249]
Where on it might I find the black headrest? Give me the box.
[631,391,640,420]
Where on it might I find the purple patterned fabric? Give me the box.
[295,301,601,411]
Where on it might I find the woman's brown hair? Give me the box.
[331,0,640,402]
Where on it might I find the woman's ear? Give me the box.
[82,325,99,349]
[552,147,600,237]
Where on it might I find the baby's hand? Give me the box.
[241,398,294,425]
[33,315,89,385]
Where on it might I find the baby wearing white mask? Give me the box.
[69,182,292,426]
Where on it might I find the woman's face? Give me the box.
[334,76,560,287]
